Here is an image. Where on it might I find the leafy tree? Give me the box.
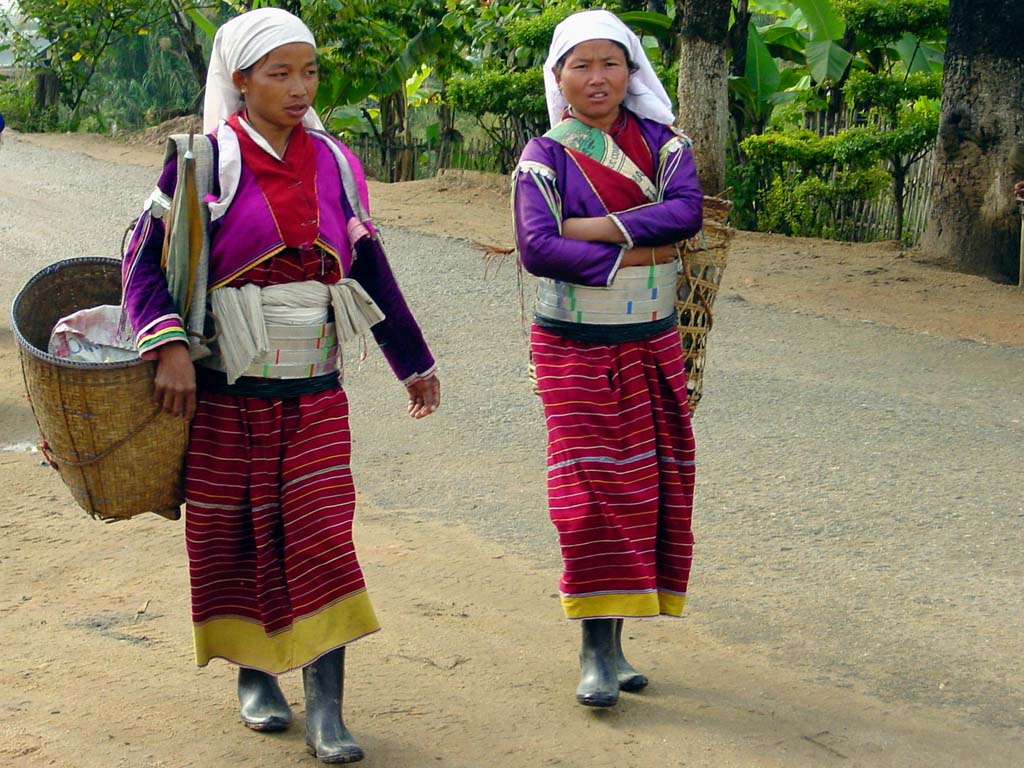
[3,0,221,129]
[302,0,463,180]
[14,0,161,118]
[445,2,570,171]
[447,68,546,172]
[844,70,940,239]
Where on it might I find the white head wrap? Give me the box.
[543,9,675,129]
[202,7,325,134]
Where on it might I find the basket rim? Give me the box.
[11,255,144,371]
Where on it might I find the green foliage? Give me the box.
[0,78,59,132]
[844,70,940,117]
[441,0,548,64]
[789,0,847,42]
[758,169,889,238]
[305,0,458,111]
[740,127,891,238]
[738,98,939,242]
[448,68,545,121]
[840,98,939,160]
[506,6,576,68]
[12,0,162,117]
[725,157,765,231]
[84,16,202,129]
[743,128,845,171]
[833,0,948,44]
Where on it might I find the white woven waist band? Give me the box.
[202,322,340,379]
[205,279,384,383]
[535,262,678,325]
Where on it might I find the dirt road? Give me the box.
[1,132,1022,767]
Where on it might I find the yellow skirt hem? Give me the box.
[193,590,380,674]
[561,591,686,620]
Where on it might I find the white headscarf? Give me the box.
[543,9,675,129]
[202,7,325,134]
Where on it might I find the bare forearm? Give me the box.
[561,216,624,243]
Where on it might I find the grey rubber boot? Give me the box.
[576,618,619,707]
[614,619,649,692]
[237,667,292,731]
[302,648,364,764]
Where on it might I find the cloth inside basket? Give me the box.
[48,305,139,364]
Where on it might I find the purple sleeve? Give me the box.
[348,236,436,383]
[610,138,703,247]
[513,139,624,287]
[121,160,187,358]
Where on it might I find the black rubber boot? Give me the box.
[237,667,292,731]
[302,648,364,764]
[575,619,619,707]
[614,619,649,692]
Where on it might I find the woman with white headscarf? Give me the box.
[121,8,439,763]
[513,10,703,709]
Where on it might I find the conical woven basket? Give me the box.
[677,196,734,414]
[12,257,187,522]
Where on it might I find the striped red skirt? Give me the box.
[184,386,379,673]
[531,325,696,620]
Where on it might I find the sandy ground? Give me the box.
[1,130,1022,768]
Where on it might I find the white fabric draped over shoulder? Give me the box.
[543,9,675,128]
[202,6,325,134]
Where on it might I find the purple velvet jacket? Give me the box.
[122,128,435,384]
[513,116,703,288]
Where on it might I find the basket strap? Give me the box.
[42,406,166,468]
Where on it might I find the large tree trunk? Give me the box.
[674,0,731,196]
[919,0,1024,280]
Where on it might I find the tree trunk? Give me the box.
[919,0,1024,280]
[168,1,208,94]
[34,71,58,108]
[674,0,731,196]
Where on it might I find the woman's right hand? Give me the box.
[154,342,196,420]
[620,243,682,268]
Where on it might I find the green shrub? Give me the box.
[740,127,892,239]
[0,78,59,132]
[758,168,890,239]
[448,68,546,122]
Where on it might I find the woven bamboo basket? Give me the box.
[677,196,734,414]
[526,196,735,410]
[12,257,187,522]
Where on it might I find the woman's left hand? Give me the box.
[407,374,441,419]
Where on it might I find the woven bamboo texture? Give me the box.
[12,257,187,522]
[677,196,734,413]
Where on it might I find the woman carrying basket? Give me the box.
[512,10,702,708]
[121,8,439,764]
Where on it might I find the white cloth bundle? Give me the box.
[210,280,385,384]
[48,305,139,364]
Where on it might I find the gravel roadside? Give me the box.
[2,133,1022,760]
